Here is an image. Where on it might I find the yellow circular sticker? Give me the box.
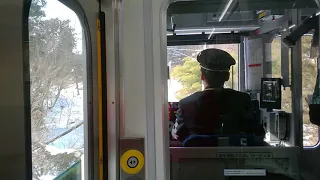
[120,149,144,174]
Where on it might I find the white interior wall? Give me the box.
[245,37,264,91]
[121,0,146,137]
[102,0,119,179]
[151,1,168,180]
[120,0,168,179]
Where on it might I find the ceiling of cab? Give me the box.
[167,0,318,35]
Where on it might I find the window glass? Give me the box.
[271,36,281,78]
[271,36,292,113]
[301,35,319,146]
[167,1,319,179]
[270,35,319,146]
[168,44,239,101]
[29,0,87,179]
[167,0,320,179]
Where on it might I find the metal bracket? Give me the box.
[281,15,290,88]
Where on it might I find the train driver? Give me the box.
[171,48,264,142]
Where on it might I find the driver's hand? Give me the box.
[171,122,179,140]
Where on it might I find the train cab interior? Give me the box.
[3,0,320,179]
[165,0,320,179]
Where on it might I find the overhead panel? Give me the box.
[207,11,255,22]
[167,0,317,16]
[166,0,317,37]
[171,11,259,34]
[173,26,258,34]
[257,15,287,34]
[172,13,206,28]
[167,33,242,46]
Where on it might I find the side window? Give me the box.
[272,35,319,146]
[167,44,239,101]
[29,0,87,179]
[271,36,281,78]
[301,35,319,146]
[271,36,292,113]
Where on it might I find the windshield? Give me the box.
[167,1,320,179]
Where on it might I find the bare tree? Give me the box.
[29,1,85,179]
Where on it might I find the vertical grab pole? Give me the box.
[239,36,245,92]
[291,9,303,147]
[100,11,108,180]
[96,18,103,180]
[97,10,107,180]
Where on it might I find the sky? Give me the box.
[44,0,83,52]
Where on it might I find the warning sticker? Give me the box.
[216,152,273,159]
[224,169,266,176]
[259,11,266,19]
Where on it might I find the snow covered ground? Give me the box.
[45,83,84,148]
[39,83,84,179]
[45,84,84,129]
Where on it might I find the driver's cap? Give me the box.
[197,48,236,72]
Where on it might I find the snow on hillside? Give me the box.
[45,145,78,156]
[45,83,84,151]
[39,83,84,180]
[46,83,84,129]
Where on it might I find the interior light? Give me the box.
[175,32,202,35]
[208,28,216,39]
[316,11,320,16]
[175,28,212,32]
[288,24,296,29]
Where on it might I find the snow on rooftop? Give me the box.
[45,144,80,156]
